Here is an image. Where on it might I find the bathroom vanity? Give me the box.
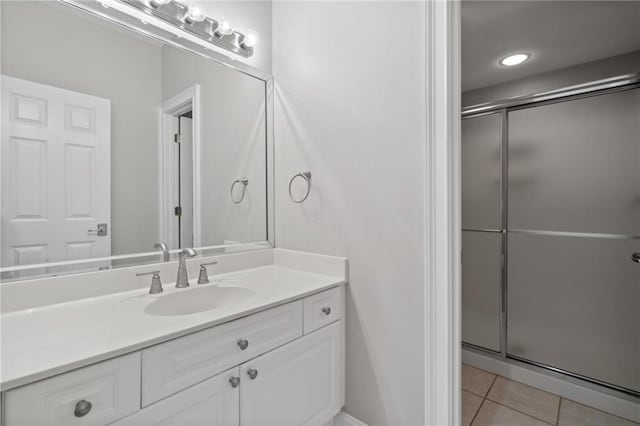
[0,1,349,424]
[0,249,347,425]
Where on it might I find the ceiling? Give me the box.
[462,1,640,92]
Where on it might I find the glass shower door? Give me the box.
[507,88,640,394]
[462,112,503,352]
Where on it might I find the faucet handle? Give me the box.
[197,261,219,284]
[137,270,163,294]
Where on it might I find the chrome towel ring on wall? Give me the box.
[230,177,249,204]
[289,171,312,203]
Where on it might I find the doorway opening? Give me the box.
[159,85,201,250]
[460,1,639,424]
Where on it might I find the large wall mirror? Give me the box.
[1,1,273,282]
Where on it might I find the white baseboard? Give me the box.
[463,349,640,423]
[334,412,368,426]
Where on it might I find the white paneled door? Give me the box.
[1,75,111,270]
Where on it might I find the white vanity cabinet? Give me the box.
[2,286,345,426]
[240,321,344,426]
[140,301,304,406]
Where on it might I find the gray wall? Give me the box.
[1,1,162,255]
[161,46,267,246]
[273,2,427,424]
[463,51,640,107]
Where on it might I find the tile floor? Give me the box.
[462,364,639,426]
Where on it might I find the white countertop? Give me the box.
[0,265,345,391]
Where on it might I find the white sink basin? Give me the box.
[145,285,254,316]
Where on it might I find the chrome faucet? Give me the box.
[154,241,170,262]
[176,248,198,288]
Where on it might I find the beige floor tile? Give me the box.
[463,391,483,426]
[462,364,496,397]
[472,400,551,426]
[558,399,639,426]
[487,376,560,424]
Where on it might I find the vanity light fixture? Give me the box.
[213,19,233,37]
[240,31,259,49]
[121,0,258,58]
[184,6,206,24]
[499,53,531,67]
[148,0,171,8]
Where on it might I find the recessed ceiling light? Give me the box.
[499,53,531,67]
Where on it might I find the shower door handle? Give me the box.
[632,253,640,264]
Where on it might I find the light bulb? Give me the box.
[214,19,233,36]
[240,31,259,49]
[185,6,206,24]
[499,53,531,67]
[149,0,171,8]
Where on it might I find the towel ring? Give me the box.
[289,172,312,203]
[230,177,249,204]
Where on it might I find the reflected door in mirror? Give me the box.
[1,76,111,269]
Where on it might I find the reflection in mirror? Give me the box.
[1,1,270,281]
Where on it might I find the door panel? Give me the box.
[462,113,502,230]
[240,322,343,426]
[112,367,239,426]
[508,89,640,235]
[179,116,193,248]
[462,231,502,352]
[507,233,640,393]
[1,75,111,273]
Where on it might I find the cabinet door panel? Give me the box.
[508,89,640,235]
[5,353,140,426]
[462,231,502,352]
[462,113,502,230]
[112,367,240,426]
[507,233,640,393]
[240,322,344,426]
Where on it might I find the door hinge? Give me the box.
[174,206,182,216]
[174,133,181,144]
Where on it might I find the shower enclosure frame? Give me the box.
[461,72,640,398]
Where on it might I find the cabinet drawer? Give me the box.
[4,353,141,426]
[141,301,303,406]
[303,286,343,334]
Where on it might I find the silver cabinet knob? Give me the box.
[247,368,258,380]
[322,306,331,315]
[237,339,249,350]
[74,400,92,417]
[229,376,240,388]
[632,252,640,263]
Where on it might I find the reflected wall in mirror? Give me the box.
[1,1,271,281]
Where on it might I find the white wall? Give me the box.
[273,2,427,424]
[463,51,640,107]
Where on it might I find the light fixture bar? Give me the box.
[119,0,256,58]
